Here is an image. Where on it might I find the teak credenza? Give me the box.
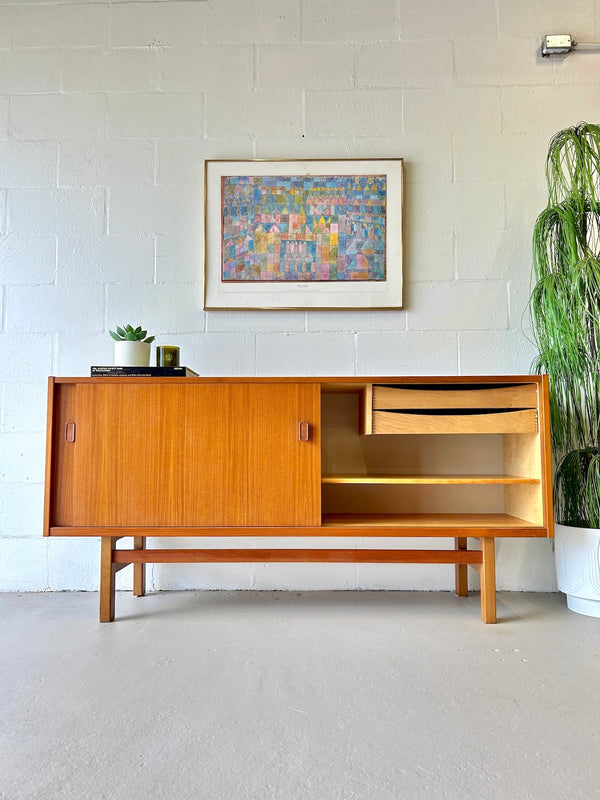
[44,375,553,623]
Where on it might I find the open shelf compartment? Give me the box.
[321,381,547,530]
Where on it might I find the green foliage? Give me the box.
[530,122,600,526]
[109,324,155,344]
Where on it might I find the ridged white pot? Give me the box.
[114,341,151,367]
[555,523,600,617]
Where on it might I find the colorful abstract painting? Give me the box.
[221,174,387,282]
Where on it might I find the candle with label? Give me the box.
[156,346,180,367]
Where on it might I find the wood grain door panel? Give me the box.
[51,382,320,527]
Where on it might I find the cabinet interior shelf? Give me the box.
[322,474,539,485]
[321,512,543,530]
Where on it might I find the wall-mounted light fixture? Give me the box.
[542,34,600,57]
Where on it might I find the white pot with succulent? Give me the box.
[110,324,155,367]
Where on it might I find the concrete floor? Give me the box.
[1,590,599,800]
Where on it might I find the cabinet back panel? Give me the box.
[322,393,504,476]
[322,484,505,514]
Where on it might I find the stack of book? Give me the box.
[90,366,199,377]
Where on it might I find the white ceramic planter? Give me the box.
[555,523,600,617]
[114,340,151,367]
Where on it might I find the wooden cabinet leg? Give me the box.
[133,536,146,597]
[100,537,117,623]
[480,537,497,624]
[455,537,468,597]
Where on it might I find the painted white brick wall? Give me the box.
[3,0,598,594]
[0,51,61,94]
[12,4,109,48]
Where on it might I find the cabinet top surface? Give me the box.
[50,375,545,385]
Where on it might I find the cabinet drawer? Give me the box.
[373,383,538,410]
[372,409,538,434]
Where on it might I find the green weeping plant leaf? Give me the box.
[530,122,600,527]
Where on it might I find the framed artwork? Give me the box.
[204,158,403,310]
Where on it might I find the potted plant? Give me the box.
[110,324,155,367]
[529,121,600,616]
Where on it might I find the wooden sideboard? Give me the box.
[44,375,553,623]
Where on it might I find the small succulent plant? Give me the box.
[109,324,155,344]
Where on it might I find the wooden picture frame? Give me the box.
[204,158,403,310]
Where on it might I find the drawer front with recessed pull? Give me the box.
[372,383,538,411]
[372,408,538,434]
